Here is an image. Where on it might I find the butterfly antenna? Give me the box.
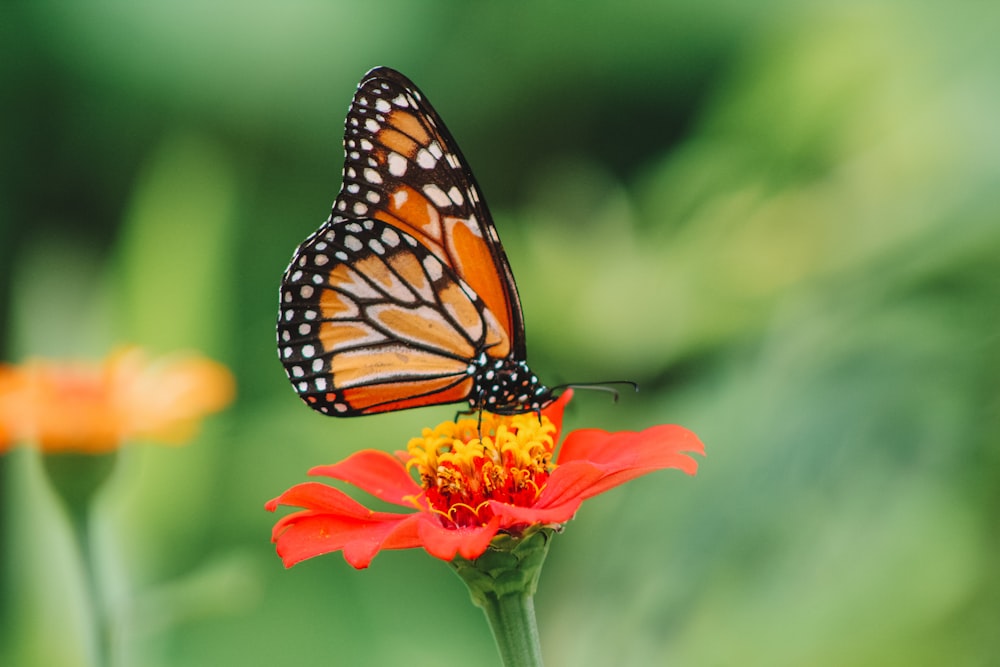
[551,380,638,404]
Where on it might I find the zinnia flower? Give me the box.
[267,390,704,569]
[0,347,235,453]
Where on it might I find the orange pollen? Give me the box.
[405,411,557,528]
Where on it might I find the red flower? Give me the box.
[266,390,704,569]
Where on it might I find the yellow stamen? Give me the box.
[405,411,557,527]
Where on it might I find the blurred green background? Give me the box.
[2,2,999,666]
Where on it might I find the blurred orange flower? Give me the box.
[0,347,235,453]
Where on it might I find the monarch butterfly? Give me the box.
[277,67,555,417]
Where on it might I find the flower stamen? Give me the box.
[405,411,557,528]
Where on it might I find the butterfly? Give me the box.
[277,66,555,417]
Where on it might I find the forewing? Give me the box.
[331,66,524,359]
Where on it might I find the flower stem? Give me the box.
[449,528,553,667]
[68,502,113,667]
[478,590,544,667]
[43,453,117,667]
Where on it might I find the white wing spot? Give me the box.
[314,254,329,266]
[375,98,391,113]
[392,94,409,108]
[423,255,443,281]
[360,139,374,150]
[291,365,304,378]
[304,309,318,320]
[302,344,316,358]
[423,184,451,208]
[344,235,363,251]
[387,152,407,177]
[314,377,328,391]
[364,119,380,133]
[369,239,385,255]
[445,153,461,169]
[353,202,368,216]
[298,323,312,335]
[381,227,400,246]
[312,358,324,372]
[291,270,303,281]
[300,285,314,298]
[448,186,465,206]
[416,149,437,169]
[428,141,444,159]
[363,168,383,185]
[347,183,360,194]
[392,189,409,208]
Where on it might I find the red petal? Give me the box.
[541,425,705,505]
[415,515,502,561]
[489,497,584,526]
[557,425,704,469]
[272,510,423,569]
[532,460,609,509]
[542,388,573,440]
[266,481,505,568]
[265,481,372,517]
[309,449,422,507]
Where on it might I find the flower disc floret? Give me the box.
[405,412,557,528]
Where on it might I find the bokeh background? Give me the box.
[3,2,999,666]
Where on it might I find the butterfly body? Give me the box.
[278,67,553,417]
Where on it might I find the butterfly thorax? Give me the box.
[469,353,553,415]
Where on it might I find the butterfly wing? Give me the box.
[278,218,510,415]
[278,67,545,416]
[333,67,526,360]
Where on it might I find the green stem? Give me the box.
[449,528,553,667]
[43,453,117,667]
[478,590,544,667]
[67,502,113,667]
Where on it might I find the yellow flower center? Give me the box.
[406,411,557,528]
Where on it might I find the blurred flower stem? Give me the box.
[43,452,118,667]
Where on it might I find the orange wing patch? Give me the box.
[331,346,470,387]
[388,251,434,302]
[368,303,476,359]
[319,290,358,319]
[353,254,418,303]
[446,219,515,341]
[387,109,432,147]
[343,376,473,414]
[318,322,387,353]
